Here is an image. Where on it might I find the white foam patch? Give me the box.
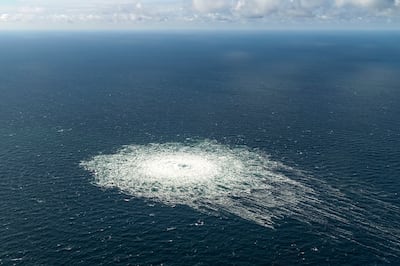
[80,140,316,227]
[81,139,400,258]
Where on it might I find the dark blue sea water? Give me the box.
[0,31,399,265]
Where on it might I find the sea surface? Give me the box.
[0,31,399,265]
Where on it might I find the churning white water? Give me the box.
[80,139,400,257]
[80,139,317,227]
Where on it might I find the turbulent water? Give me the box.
[81,140,315,227]
[81,139,400,258]
[1,32,400,265]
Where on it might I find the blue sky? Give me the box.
[0,0,399,30]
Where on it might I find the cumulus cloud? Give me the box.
[234,0,281,17]
[193,0,231,13]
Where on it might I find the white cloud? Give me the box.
[193,0,231,13]
[0,13,10,21]
[234,0,281,17]
[0,0,399,29]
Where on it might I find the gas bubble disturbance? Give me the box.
[80,139,315,227]
[81,139,400,257]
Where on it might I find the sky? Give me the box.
[0,0,399,30]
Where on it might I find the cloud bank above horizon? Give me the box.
[1,0,400,29]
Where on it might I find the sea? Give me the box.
[0,31,399,265]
